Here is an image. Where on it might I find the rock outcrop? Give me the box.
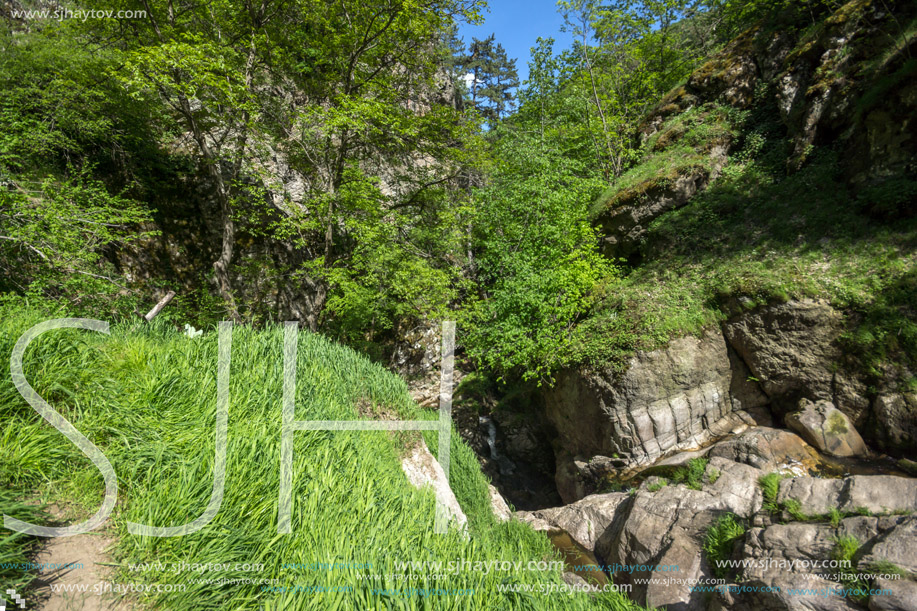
[545,328,763,501]
[401,442,467,531]
[524,455,917,611]
[778,475,917,516]
[599,457,763,610]
[722,300,870,422]
[517,492,630,552]
[705,427,820,475]
[786,398,869,458]
[596,144,730,260]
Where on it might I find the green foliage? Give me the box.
[832,535,868,595]
[781,498,807,522]
[670,457,710,490]
[0,490,49,592]
[828,507,843,528]
[462,126,614,381]
[558,0,717,178]
[568,91,917,374]
[647,478,669,492]
[0,166,153,313]
[868,559,910,579]
[708,468,721,484]
[704,513,746,578]
[759,472,784,513]
[840,270,917,391]
[0,299,642,610]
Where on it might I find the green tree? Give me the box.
[101,0,484,332]
[463,126,613,381]
[459,34,521,122]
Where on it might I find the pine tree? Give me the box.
[459,34,520,122]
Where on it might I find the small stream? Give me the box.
[815,454,913,478]
[547,530,609,585]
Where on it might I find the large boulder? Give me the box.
[732,522,862,611]
[871,392,917,454]
[869,578,917,611]
[786,398,869,458]
[400,442,467,531]
[516,492,630,552]
[597,457,763,610]
[859,517,917,576]
[706,427,820,475]
[595,144,730,260]
[722,300,870,422]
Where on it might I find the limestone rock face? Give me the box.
[596,144,729,260]
[722,300,870,422]
[859,517,917,576]
[706,427,820,474]
[545,328,757,501]
[869,578,917,611]
[778,475,917,516]
[596,457,763,610]
[400,442,467,531]
[734,522,863,611]
[871,392,917,454]
[488,484,512,522]
[786,398,869,458]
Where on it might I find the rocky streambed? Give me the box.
[518,426,917,611]
[394,299,917,610]
[511,299,917,610]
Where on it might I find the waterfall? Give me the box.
[479,415,499,460]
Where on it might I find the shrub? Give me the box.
[704,513,746,578]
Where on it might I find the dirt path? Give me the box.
[27,508,133,611]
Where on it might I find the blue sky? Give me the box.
[457,0,575,84]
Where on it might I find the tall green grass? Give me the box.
[0,299,640,610]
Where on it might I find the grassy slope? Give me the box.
[0,299,638,610]
[569,83,917,382]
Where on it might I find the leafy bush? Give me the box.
[463,127,614,382]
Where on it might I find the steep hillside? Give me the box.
[550,0,917,469]
[511,3,917,610]
[0,299,638,610]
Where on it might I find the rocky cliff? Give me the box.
[528,2,917,609]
